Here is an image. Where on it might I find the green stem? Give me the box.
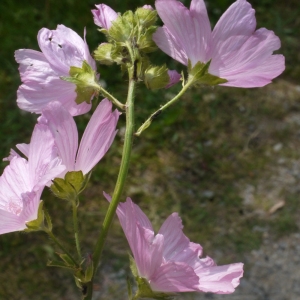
[72,199,82,260]
[45,229,79,268]
[99,86,126,110]
[135,79,194,136]
[84,74,136,300]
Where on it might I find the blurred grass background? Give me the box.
[0,0,300,299]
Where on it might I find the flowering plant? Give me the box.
[1,0,284,299]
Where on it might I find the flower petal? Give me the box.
[195,262,244,294]
[41,101,78,175]
[155,0,211,66]
[210,0,256,67]
[75,99,120,174]
[0,209,25,234]
[27,123,65,187]
[38,25,89,74]
[213,28,285,87]
[15,49,91,116]
[150,261,199,292]
[165,70,181,89]
[153,26,188,65]
[92,4,118,29]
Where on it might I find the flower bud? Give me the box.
[144,64,170,90]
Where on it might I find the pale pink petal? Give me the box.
[195,263,244,294]
[155,0,211,66]
[210,0,256,65]
[135,225,164,279]
[153,26,188,65]
[106,194,153,232]
[83,28,97,71]
[15,49,91,116]
[189,0,211,63]
[75,99,120,174]
[165,70,181,89]
[158,213,190,260]
[3,149,20,162]
[16,143,30,158]
[212,28,285,87]
[143,5,154,10]
[41,101,78,175]
[37,25,91,74]
[0,209,25,234]
[0,158,31,209]
[19,191,41,223]
[150,261,199,292]
[92,4,118,29]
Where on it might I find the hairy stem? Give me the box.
[84,67,136,300]
[72,199,82,260]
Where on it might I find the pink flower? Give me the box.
[92,4,118,29]
[39,99,120,177]
[153,0,285,88]
[15,25,97,116]
[165,70,181,88]
[105,194,243,294]
[0,124,65,234]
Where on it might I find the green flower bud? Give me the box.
[135,7,157,28]
[94,43,115,65]
[144,64,170,90]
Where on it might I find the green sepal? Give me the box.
[61,61,100,105]
[94,43,115,65]
[129,253,138,277]
[144,64,170,90]
[135,7,158,28]
[187,60,227,86]
[84,259,94,282]
[137,26,158,53]
[25,201,45,232]
[57,253,77,267]
[50,171,90,201]
[134,277,176,300]
[127,276,133,299]
[109,13,134,43]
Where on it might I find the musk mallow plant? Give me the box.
[1,0,284,299]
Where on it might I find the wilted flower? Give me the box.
[40,98,120,177]
[0,124,65,234]
[166,70,181,88]
[105,194,243,295]
[153,0,285,88]
[15,25,97,116]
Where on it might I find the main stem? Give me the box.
[84,73,136,300]
[72,199,82,260]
